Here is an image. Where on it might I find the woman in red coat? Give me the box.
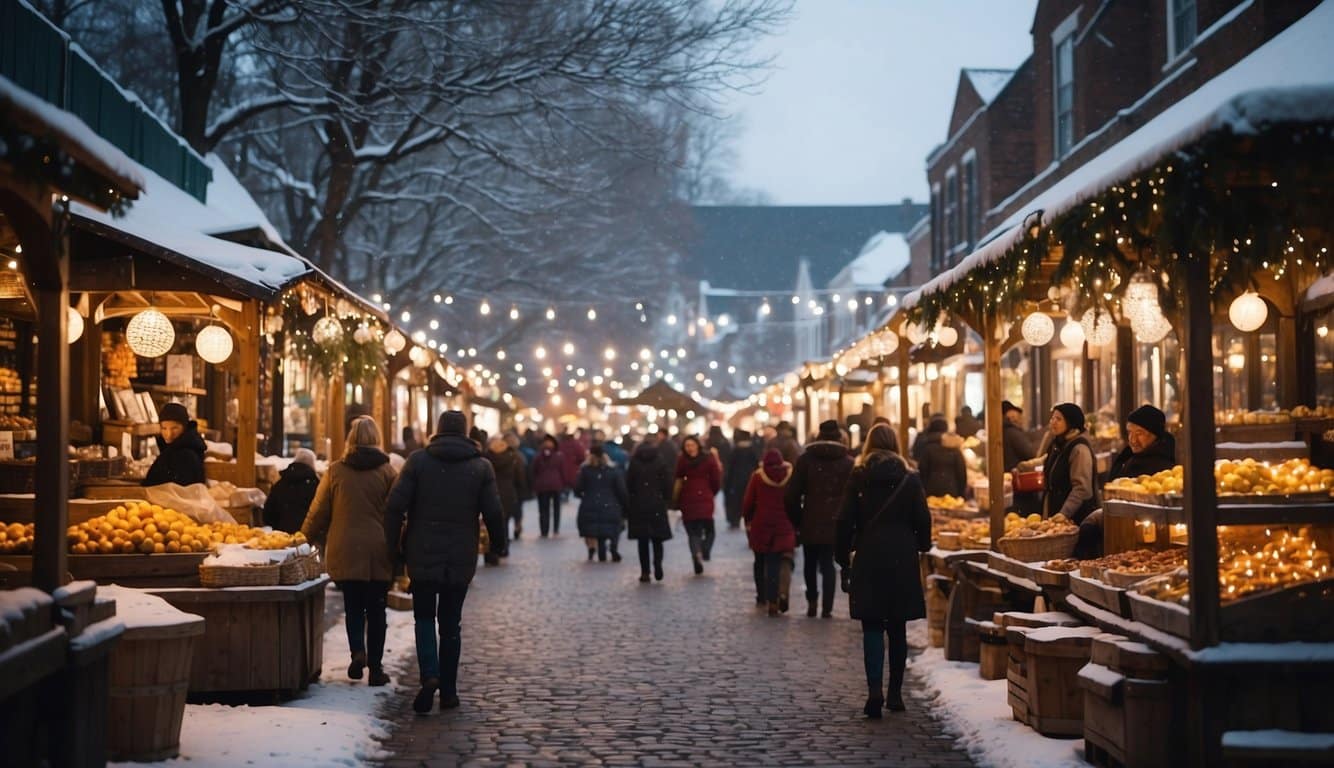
[743,450,796,616]
[675,435,722,575]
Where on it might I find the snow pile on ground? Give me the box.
[112,585,419,768]
[907,620,1089,768]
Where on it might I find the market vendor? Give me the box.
[1026,403,1099,524]
[142,402,207,487]
[1107,405,1176,480]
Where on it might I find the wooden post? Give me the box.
[1276,314,1299,409]
[372,372,390,448]
[267,331,286,455]
[328,370,346,459]
[71,312,102,427]
[1116,324,1135,427]
[1182,256,1219,649]
[897,342,911,456]
[235,300,259,491]
[982,318,1006,552]
[33,204,70,593]
[870,375,885,423]
[1081,345,1095,413]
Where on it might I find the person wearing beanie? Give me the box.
[743,450,796,616]
[484,436,528,543]
[1001,401,1036,472]
[143,402,207,487]
[1082,405,1179,559]
[264,448,321,533]
[915,414,968,498]
[724,428,759,529]
[574,443,629,563]
[786,419,853,617]
[385,410,505,713]
[529,434,567,536]
[1040,403,1099,526]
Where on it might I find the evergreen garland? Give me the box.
[281,296,386,385]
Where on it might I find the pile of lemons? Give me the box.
[1216,458,1334,496]
[927,494,968,511]
[1001,511,1076,539]
[1107,465,1184,496]
[0,522,36,554]
[64,502,306,555]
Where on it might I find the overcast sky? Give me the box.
[721,0,1039,205]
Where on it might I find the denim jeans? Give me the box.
[861,618,909,694]
[538,492,562,535]
[803,543,837,611]
[411,581,470,692]
[339,580,389,667]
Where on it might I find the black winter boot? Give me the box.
[414,677,439,714]
[887,667,906,711]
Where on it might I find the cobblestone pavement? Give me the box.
[376,504,974,768]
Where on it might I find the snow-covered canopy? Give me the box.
[904,2,1334,314]
[838,231,910,288]
[0,74,144,198]
[202,154,298,256]
[71,160,310,299]
[1304,272,1334,313]
[964,68,1014,105]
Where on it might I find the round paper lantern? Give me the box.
[1228,291,1268,332]
[312,316,343,346]
[353,325,373,345]
[1060,318,1085,350]
[936,326,959,347]
[904,322,929,346]
[1121,270,1160,329]
[195,324,234,363]
[66,306,83,344]
[1134,311,1173,344]
[383,329,406,355]
[1080,307,1117,347]
[409,346,431,368]
[126,308,175,358]
[879,333,900,356]
[1021,312,1055,346]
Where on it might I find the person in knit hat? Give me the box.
[1109,405,1175,481]
[1039,403,1099,528]
[264,448,321,532]
[786,419,853,617]
[743,449,796,616]
[143,401,207,487]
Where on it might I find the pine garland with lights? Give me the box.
[280,296,386,385]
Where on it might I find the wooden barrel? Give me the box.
[976,620,1008,680]
[102,588,205,762]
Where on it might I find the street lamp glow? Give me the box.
[708,361,717,370]
[676,347,686,358]
[666,314,678,326]
[433,294,442,303]
[444,295,454,304]
[496,350,506,360]
[479,300,491,316]
[535,345,547,359]
[847,299,858,311]
[886,294,898,306]
[428,319,439,330]
[545,307,556,320]
[562,342,575,356]
[400,310,411,323]
[587,308,597,321]
[639,348,651,361]
[604,347,616,361]
[509,306,520,320]
[760,300,771,316]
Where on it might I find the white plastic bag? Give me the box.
[144,482,236,524]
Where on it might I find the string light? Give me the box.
[587,308,597,321]
[479,300,491,316]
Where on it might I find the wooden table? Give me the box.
[145,577,328,700]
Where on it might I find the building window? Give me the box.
[930,184,942,272]
[944,169,959,263]
[962,154,977,251]
[1169,0,1197,60]
[1053,31,1075,158]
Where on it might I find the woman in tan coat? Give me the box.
[302,417,397,686]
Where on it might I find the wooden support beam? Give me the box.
[1182,256,1220,649]
[235,300,260,492]
[1276,314,1299,408]
[897,342,911,456]
[328,370,346,459]
[33,205,70,593]
[267,331,286,455]
[1117,324,1136,428]
[982,318,1006,552]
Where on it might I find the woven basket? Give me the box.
[199,562,280,588]
[278,556,306,585]
[996,531,1078,561]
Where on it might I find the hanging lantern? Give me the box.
[1134,311,1173,344]
[409,346,432,368]
[383,329,406,355]
[265,313,284,335]
[936,326,959,347]
[1021,312,1055,346]
[1060,318,1085,349]
[904,322,929,346]
[195,324,234,363]
[1228,291,1268,332]
[312,315,343,346]
[300,292,319,316]
[126,308,175,358]
[66,306,84,344]
[335,298,353,317]
[1080,307,1116,347]
[353,324,373,345]
[879,333,899,356]
[1121,270,1160,329]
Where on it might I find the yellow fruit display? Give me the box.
[10,505,307,558]
[0,521,36,553]
[927,494,968,511]
[1135,528,1331,604]
[1106,465,1184,496]
[1215,458,1334,497]
[999,512,1077,540]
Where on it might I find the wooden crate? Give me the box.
[945,566,1008,662]
[999,612,1085,726]
[1126,590,1190,639]
[1070,573,1133,617]
[107,611,205,761]
[977,620,1007,680]
[1080,634,1174,768]
[146,577,327,698]
[1023,625,1102,737]
[0,553,210,588]
[926,574,949,649]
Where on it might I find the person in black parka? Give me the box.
[724,429,760,529]
[143,402,207,487]
[915,415,968,498]
[836,424,931,719]
[263,448,320,533]
[575,444,630,563]
[485,436,527,544]
[1077,405,1176,558]
[626,440,674,582]
[385,411,505,715]
[786,420,854,618]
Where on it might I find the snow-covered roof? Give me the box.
[838,231,910,287]
[904,2,1334,314]
[0,74,144,197]
[203,154,298,256]
[1303,272,1334,313]
[964,69,1015,105]
[71,160,311,298]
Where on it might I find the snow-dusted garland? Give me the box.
[906,124,1334,330]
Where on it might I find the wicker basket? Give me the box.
[277,557,306,585]
[199,562,280,588]
[996,531,1078,561]
[302,552,323,578]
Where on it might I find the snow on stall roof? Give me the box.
[1304,272,1334,310]
[202,154,297,255]
[845,231,911,287]
[1222,730,1334,752]
[904,2,1334,313]
[0,75,144,194]
[71,162,310,296]
[965,68,1015,105]
[97,585,202,630]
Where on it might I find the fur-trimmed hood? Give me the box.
[755,460,793,487]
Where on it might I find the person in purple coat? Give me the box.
[530,435,567,536]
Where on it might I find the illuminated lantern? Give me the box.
[1228,291,1268,332]
[126,308,175,358]
[383,329,406,355]
[66,306,84,344]
[312,316,343,346]
[1080,307,1116,347]
[1021,312,1055,346]
[1060,318,1085,350]
[195,324,234,363]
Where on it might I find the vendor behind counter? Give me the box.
[142,402,206,487]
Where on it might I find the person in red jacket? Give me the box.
[743,449,797,616]
[530,435,567,536]
[675,435,722,575]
